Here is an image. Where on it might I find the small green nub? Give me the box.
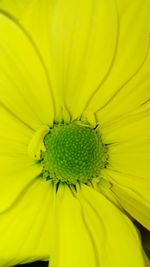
[41,122,107,185]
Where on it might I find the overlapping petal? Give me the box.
[0,179,54,267]
[0,94,42,212]
[2,0,118,118]
[0,1,149,266]
[0,13,54,130]
[85,0,150,231]
[0,0,31,18]
[84,0,150,120]
[110,171,150,230]
[0,13,55,211]
[0,2,149,128]
[99,94,150,229]
[50,185,147,267]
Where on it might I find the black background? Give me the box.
[16,262,48,267]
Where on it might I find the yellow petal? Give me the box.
[0,153,42,212]
[103,167,150,230]
[109,139,150,179]
[0,0,31,18]
[96,43,150,127]
[0,98,44,212]
[7,0,118,118]
[0,179,54,267]
[28,125,50,160]
[98,101,150,230]
[50,184,146,267]
[84,0,150,120]
[100,105,150,144]
[0,12,54,130]
[0,102,33,143]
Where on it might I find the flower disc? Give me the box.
[42,122,107,185]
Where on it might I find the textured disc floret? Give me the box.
[41,121,108,185]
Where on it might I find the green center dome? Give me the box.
[42,122,107,185]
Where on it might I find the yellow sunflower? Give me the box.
[0,0,150,266]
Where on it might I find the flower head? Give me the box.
[0,0,150,266]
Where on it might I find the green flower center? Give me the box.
[41,121,107,185]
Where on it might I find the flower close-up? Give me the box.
[0,0,150,266]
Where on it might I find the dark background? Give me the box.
[16,262,48,267]
[15,223,150,267]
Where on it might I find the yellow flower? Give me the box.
[0,0,150,266]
